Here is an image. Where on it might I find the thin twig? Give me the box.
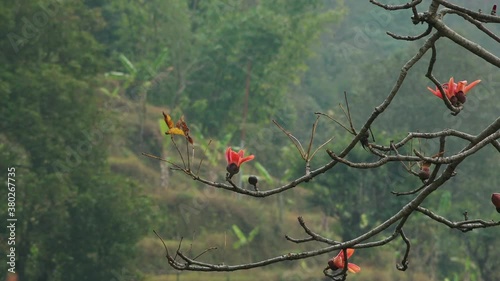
[196,139,213,176]
[315,112,353,134]
[186,139,191,171]
[174,237,184,261]
[387,24,432,41]
[171,137,187,169]
[443,9,500,43]
[306,115,321,159]
[369,0,422,10]
[416,206,500,232]
[142,152,184,170]
[343,91,356,134]
[285,235,315,243]
[391,184,426,196]
[310,136,335,160]
[192,247,218,260]
[273,119,306,159]
[153,230,170,258]
[435,0,500,23]
[396,230,410,271]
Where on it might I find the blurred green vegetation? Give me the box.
[0,1,498,281]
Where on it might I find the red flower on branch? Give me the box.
[225,147,254,178]
[427,77,481,106]
[492,193,500,213]
[327,249,361,274]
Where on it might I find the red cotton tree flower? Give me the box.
[327,249,361,274]
[492,193,500,213]
[427,77,481,106]
[225,147,254,178]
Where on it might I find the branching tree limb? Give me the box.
[149,1,499,279]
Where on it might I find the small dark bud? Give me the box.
[248,176,258,186]
[327,259,338,271]
[456,91,466,104]
[418,168,430,180]
[491,193,500,212]
[418,171,429,180]
[226,163,239,178]
[450,96,459,107]
[360,130,370,150]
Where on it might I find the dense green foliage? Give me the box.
[0,1,498,281]
[0,2,154,281]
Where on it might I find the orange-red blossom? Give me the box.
[492,193,500,213]
[225,147,254,178]
[427,77,481,107]
[327,249,361,273]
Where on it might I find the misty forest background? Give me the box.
[1,1,499,281]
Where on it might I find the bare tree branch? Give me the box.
[426,12,500,67]
[416,206,500,232]
[434,0,500,23]
[396,230,410,271]
[151,1,500,278]
[369,0,422,10]
[442,9,500,43]
[387,24,432,41]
